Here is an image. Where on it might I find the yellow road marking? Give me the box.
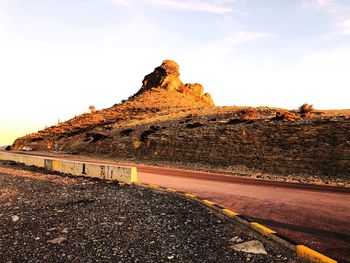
[202,200,216,206]
[296,245,337,263]
[251,222,276,235]
[148,184,160,189]
[185,193,196,199]
[222,208,239,217]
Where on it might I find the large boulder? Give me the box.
[141,60,183,92]
[184,83,204,97]
[138,60,214,106]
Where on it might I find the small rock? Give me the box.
[231,240,268,254]
[61,228,68,233]
[167,255,174,260]
[11,215,19,222]
[47,236,67,244]
[229,236,243,243]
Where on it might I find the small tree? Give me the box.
[89,105,96,113]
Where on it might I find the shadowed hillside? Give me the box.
[12,60,350,181]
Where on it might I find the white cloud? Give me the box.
[199,31,272,56]
[336,19,350,35]
[111,0,133,7]
[109,0,238,14]
[316,0,333,7]
[304,0,350,35]
[224,31,272,45]
[146,0,237,15]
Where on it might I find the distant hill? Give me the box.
[12,60,350,180]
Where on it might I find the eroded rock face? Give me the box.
[160,59,180,76]
[141,60,182,92]
[139,60,214,106]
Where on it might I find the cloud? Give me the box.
[210,31,272,50]
[195,30,272,61]
[109,0,238,14]
[336,19,350,35]
[111,0,133,7]
[304,0,350,35]
[316,0,333,7]
[225,31,272,45]
[146,0,237,15]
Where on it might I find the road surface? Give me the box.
[2,150,350,261]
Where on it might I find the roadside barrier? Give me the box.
[0,152,137,184]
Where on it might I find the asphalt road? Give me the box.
[3,150,350,262]
[137,167,350,262]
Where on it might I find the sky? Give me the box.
[0,0,350,145]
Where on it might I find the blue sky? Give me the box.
[0,0,350,145]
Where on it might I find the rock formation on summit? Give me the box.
[137,60,214,106]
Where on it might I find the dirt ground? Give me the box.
[0,163,298,263]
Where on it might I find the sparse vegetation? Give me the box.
[238,108,258,120]
[226,108,258,125]
[298,103,315,117]
[274,110,299,122]
[89,105,96,114]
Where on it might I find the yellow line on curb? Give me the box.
[133,182,142,186]
[165,188,177,193]
[130,167,138,183]
[296,245,337,263]
[251,222,276,235]
[148,184,160,189]
[184,193,197,199]
[222,208,239,217]
[202,200,216,207]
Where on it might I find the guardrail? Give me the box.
[0,152,137,184]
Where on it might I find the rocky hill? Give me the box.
[12,60,350,182]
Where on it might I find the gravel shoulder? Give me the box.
[0,162,297,262]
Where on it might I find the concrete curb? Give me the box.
[0,152,137,184]
[133,182,338,263]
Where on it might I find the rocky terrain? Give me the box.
[12,60,350,184]
[0,162,297,262]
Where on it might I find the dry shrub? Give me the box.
[89,105,96,113]
[298,103,315,117]
[274,110,299,122]
[239,108,258,120]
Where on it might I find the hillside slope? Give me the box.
[12,60,350,180]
